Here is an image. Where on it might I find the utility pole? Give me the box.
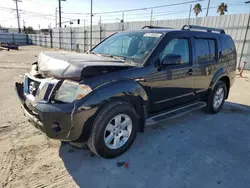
[58,0,62,27]
[90,0,93,49]
[99,15,102,25]
[55,8,58,28]
[150,9,153,26]
[99,15,102,42]
[122,12,124,31]
[188,4,192,25]
[122,12,124,22]
[239,1,250,71]
[23,20,25,33]
[206,0,211,17]
[13,0,21,33]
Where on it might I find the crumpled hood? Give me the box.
[38,51,132,79]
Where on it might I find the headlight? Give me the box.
[55,80,92,103]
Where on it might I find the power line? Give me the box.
[22,0,55,8]
[0,1,247,29]
[0,17,17,23]
[94,0,204,15]
[0,5,77,21]
[99,2,246,22]
[96,9,189,18]
[62,0,204,15]
[101,10,190,21]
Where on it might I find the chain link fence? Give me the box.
[0,33,31,44]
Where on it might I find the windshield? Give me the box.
[91,31,163,63]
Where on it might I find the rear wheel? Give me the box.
[206,81,227,114]
[87,101,138,158]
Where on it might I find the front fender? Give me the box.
[73,80,149,141]
[77,80,149,109]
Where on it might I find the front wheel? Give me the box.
[87,101,138,158]
[206,81,227,114]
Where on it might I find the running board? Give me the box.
[146,101,207,126]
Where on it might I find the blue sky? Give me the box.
[0,0,249,29]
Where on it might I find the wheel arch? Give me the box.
[75,80,149,142]
[210,68,230,99]
[218,76,230,99]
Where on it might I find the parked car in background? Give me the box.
[15,25,237,158]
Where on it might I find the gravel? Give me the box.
[0,46,250,188]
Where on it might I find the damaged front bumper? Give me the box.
[15,76,96,142]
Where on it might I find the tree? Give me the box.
[193,3,202,17]
[25,26,35,34]
[217,3,228,15]
[41,29,49,35]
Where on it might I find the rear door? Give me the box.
[192,37,219,96]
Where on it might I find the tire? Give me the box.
[87,101,139,158]
[69,142,87,149]
[206,81,227,114]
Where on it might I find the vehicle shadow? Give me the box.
[59,101,250,188]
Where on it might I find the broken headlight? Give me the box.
[55,80,92,103]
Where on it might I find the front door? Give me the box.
[150,34,196,112]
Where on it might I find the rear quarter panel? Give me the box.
[218,34,237,87]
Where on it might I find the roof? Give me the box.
[121,25,226,36]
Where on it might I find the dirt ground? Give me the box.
[0,46,250,188]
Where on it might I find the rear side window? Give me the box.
[221,36,235,57]
[195,39,216,62]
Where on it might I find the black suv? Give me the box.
[15,25,237,158]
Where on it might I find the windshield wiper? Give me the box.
[89,51,127,62]
[88,51,101,56]
[99,53,126,61]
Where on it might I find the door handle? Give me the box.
[187,69,193,75]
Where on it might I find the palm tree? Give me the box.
[217,3,228,15]
[193,3,202,17]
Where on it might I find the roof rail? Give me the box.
[142,26,172,29]
[182,25,225,34]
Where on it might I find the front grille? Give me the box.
[23,74,59,102]
[44,84,54,101]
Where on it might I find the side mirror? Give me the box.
[162,54,182,66]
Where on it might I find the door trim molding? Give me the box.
[154,92,195,104]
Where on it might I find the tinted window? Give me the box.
[221,36,235,56]
[160,38,190,64]
[208,40,216,60]
[195,39,216,62]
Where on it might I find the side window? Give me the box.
[221,36,235,57]
[160,38,190,64]
[195,39,216,62]
[208,40,216,60]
